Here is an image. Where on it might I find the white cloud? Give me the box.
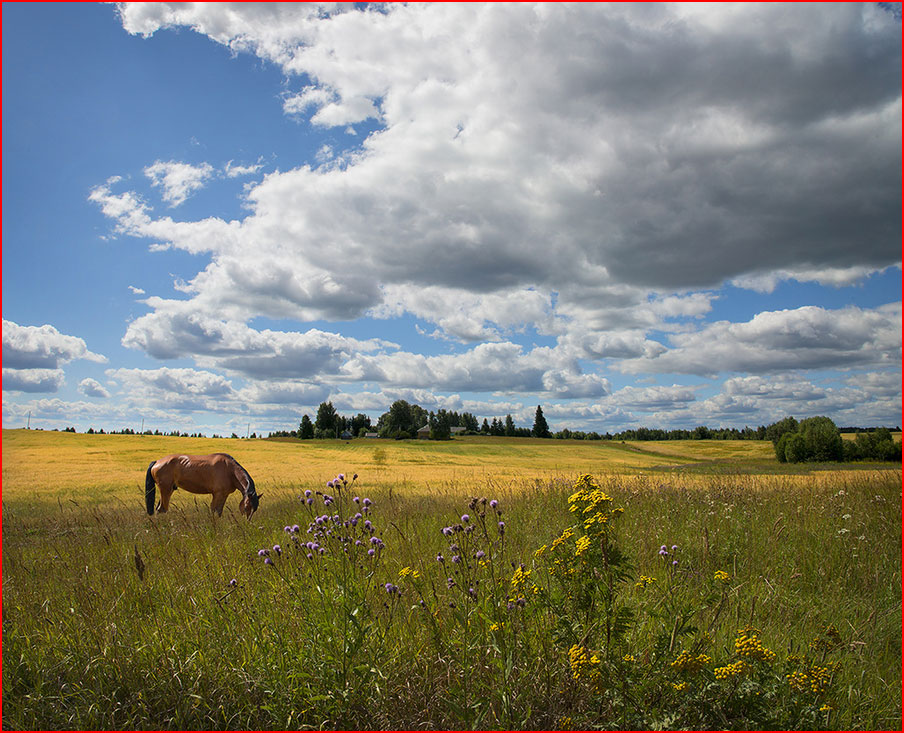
[3,368,65,393]
[2,320,106,370]
[99,4,898,339]
[619,304,901,376]
[78,378,110,399]
[144,160,215,206]
[223,160,263,178]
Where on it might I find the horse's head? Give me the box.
[239,491,261,518]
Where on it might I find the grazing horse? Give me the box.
[145,453,260,518]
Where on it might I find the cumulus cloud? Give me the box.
[97,3,899,342]
[3,368,65,393]
[78,378,111,399]
[618,304,901,376]
[2,320,106,370]
[144,160,215,206]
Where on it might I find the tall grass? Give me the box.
[3,469,900,730]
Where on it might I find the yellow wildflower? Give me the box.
[714,570,731,582]
[574,535,592,556]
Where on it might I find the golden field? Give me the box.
[2,428,894,511]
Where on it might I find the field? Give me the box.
[2,429,901,730]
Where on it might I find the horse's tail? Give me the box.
[145,461,157,515]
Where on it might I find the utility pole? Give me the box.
[27,411,31,430]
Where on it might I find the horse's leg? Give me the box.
[210,490,229,517]
[157,481,174,513]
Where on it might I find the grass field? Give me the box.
[2,430,901,730]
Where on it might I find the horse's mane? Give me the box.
[219,453,259,510]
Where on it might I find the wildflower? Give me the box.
[622,654,635,663]
[264,557,274,566]
[363,498,372,507]
[634,575,656,590]
[338,473,345,481]
[284,525,291,533]
[558,716,573,731]
[436,554,444,563]
[272,544,281,555]
[659,545,669,556]
[229,578,237,587]
[574,535,592,556]
[672,681,688,692]
[670,650,711,673]
[671,544,678,551]
[461,514,470,523]
[672,559,678,566]
[734,626,776,663]
[498,521,505,533]
[475,550,486,560]
[327,480,334,488]
[364,519,373,532]
[353,496,360,503]
[368,549,375,556]
[447,577,455,588]
[534,544,547,558]
[257,549,269,557]
[714,660,747,679]
[452,555,461,564]
[714,570,731,582]
[304,489,312,498]
[490,499,498,510]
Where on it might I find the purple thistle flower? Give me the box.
[442,527,453,537]
[258,549,269,557]
[284,525,291,533]
[353,474,358,480]
[273,545,281,555]
[306,497,314,505]
[672,559,679,566]
[363,498,372,507]
[461,514,470,523]
[304,489,312,498]
[292,524,300,533]
[368,548,375,556]
[370,536,380,545]
[264,557,274,566]
[671,545,678,552]
[229,578,237,587]
[306,553,313,560]
[475,550,486,560]
[498,521,505,532]
[355,539,363,546]
[338,474,345,481]
[364,519,373,532]
[490,499,498,509]
[437,554,444,563]
[447,577,455,588]
[327,480,334,488]
[659,546,669,556]
[353,496,360,503]
[452,555,461,564]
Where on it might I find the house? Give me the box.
[364,432,380,439]
[417,424,467,439]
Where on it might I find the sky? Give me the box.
[2,2,901,437]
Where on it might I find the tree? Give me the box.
[429,410,451,440]
[798,416,843,462]
[532,405,550,438]
[315,401,339,438]
[504,414,515,437]
[298,415,314,439]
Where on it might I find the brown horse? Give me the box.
[145,453,260,518]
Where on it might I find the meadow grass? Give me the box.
[2,431,900,730]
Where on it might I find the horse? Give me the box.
[144,453,261,518]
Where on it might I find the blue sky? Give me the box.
[3,2,901,436]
